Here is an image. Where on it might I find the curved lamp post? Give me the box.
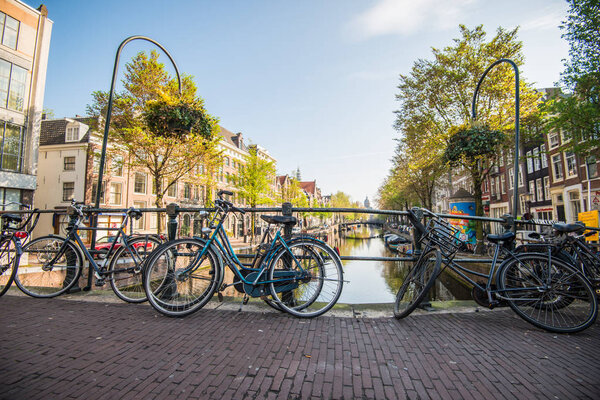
[87,36,183,290]
[471,58,520,232]
[94,35,182,209]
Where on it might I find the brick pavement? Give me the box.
[0,295,599,399]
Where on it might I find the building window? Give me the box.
[552,154,564,181]
[536,178,543,203]
[500,175,506,194]
[110,183,122,205]
[134,172,146,194]
[526,151,533,173]
[508,168,514,190]
[0,13,19,50]
[62,182,74,202]
[533,148,540,171]
[91,181,105,204]
[0,122,24,172]
[529,181,535,200]
[112,156,123,176]
[544,176,550,200]
[64,156,75,171]
[548,132,560,149]
[518,166,524,187]
[133,201,145,230]
[0,60,26,111]
[0,188,20,210]
[65,127,80,142]
[540,144,548,168]
[167,181,177,197]
[184,183,191,199]
[499,151,504,167]
[569,191,581,221]
[565,152,577,178]
[586,156,598,179]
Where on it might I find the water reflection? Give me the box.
[331,226,474,304]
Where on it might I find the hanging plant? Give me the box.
[144,95,215,140]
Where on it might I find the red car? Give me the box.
[93,235,163,259]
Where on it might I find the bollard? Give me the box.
[282,202,293,238]
[166,203,180,241]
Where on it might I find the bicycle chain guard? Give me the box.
[242,270,299,297]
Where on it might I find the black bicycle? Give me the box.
[395,208,597,334]
[0,203,40,297]
[15,200,161,302]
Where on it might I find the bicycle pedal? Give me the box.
[218,292,223,302]
[94,278,106,287]
[242,294,249,305]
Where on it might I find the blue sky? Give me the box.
[24,0,569,204]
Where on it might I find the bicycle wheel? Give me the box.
[0,237,18,297]
[268,240,343,318]
[144,238,221,317]
[394,249,441,319]
[498,253,597,333]
[15,236,82,298]
[108,235,162,303]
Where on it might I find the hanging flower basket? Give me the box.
[144,97,213,139]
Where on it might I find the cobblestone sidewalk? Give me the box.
[0,296,598,399]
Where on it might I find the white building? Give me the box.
[0,0,52,209]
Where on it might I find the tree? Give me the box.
[87,51,221,233]
[444,124,505,249]
[382,25,542,213]
[236,146,276,241]
[543,0,600,155]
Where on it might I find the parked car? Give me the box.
[93,235,163,259]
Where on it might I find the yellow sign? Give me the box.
[578,210,599,241]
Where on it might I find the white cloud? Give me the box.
[351,0,477,39]
[520,9,564,31]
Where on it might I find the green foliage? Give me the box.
[381,24,542,212]
[86,50,222,232]
[236,146,276,208]
[543,0,600,155]
[444,124,505,168]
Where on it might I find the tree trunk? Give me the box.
[154,176,163,234]
[472,172,484,255]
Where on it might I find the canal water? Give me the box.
[332,227,474,304]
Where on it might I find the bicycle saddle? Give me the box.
[553,222,585,233]
[1,214,22,224]
[486,231,515,243]
[260,215,297,226]
[128,208,143,220]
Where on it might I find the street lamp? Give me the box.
[89,36,183,283]
[472,58,520,232]
[94,35,182,209]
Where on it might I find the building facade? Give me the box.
[0,0,51,209]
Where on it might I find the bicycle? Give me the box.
[143,190,344,318]
[15,200,161,302]
[394,208,597,334]
[517,222,600,296]
[0,203,40,297]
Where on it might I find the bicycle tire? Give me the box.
[0,237,19,297]
[394,249,441,319]
[15,236,82,298]
[108,235,162,303]
[498,253,597,333]
[268,240,343,318]
[144,238,221,317]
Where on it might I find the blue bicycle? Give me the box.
[143,190,344,318]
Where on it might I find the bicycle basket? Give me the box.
[421,217,466,257]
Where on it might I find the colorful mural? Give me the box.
[449,202,476,244]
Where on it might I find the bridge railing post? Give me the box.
[282,202,293,238]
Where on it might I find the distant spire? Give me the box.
[295,167,301,181]
[364,196,371,209]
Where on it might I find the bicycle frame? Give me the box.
[185,209,310,289]
[46,214,146,277]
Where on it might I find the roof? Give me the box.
[449,188,474,200]
[299,181,317,195]
[219,126,247,152]
[40,118,93,146]
[276,175,289,186]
